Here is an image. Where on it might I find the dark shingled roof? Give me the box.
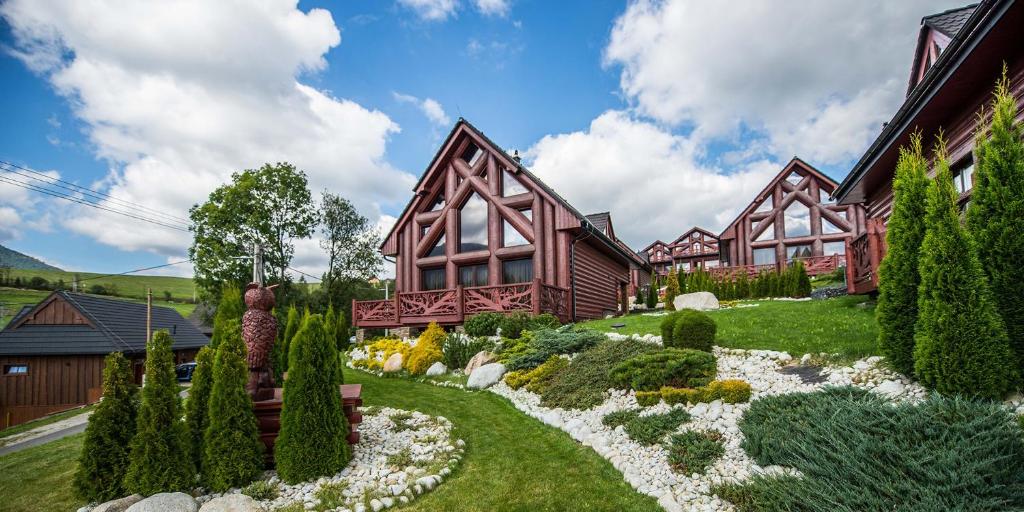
[0,291,209,356]
[923,4,978,37]
[585,212,611,234]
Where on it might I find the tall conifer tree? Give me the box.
[74,352,138,502]
[184,346,214,471]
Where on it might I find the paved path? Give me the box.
[0,410,92,457]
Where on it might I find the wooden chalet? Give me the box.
[641,227,722,278]
[641,240,673,278]
[717,158,865,277]
[0,291,208,427]
[353,119,650,329]
[834,0,1023,294]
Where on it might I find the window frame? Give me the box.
[458,263,489,288]
[421,267,447,291]
[3,364,29,376]
[501,257,534,284]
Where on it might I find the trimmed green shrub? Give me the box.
[276,314,351,484]
[407,322,445,375]
[210,283,244,350]
[668,430,724,475]
[635,391,661,407]
[610,348,717,391]
[968,71,1024,370]
[704,379,752,404]
[124,331,193,496]
[791,261,811,298]
[203,322,263,492]
[718,387,1024,511]
[279,305,300,375]
[324,303,338,350]
[524,356,569,394]
[505,327,605,371]
[634,282,644,307]
[463,312,504,337]
[498,312,532,339]
[241,480,278,501]
[913,144,1019,399]
[441,333,491,370]
[664,266,679,311]
[646,272,658,309]
[74,352,138,502]
[184,345,214,471]
[503,370,530,389]
[602,409,640,428]
[335,308,349,351]
[664,309,716,351]
[531,313,562,330]
[541,338,655,410]
[876,133,931,376]
[623,408,691,445]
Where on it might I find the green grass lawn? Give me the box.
[7,268,197,302]
[0,371,659,512]
[581,295,879,363]
[0,286,196,329]
[0,404,93,444]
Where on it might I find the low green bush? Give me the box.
[463,312,504,337]
[441,333,492,370]
[503,370,530,389]
[541,339,655,410]
[602,409,640,429]
[499,312,533,339]
[623,408,691,446]
[506,327,605,371]
[524,356,569,394]
[636,391,661,407]
[704,379,752,404]
[660,309,716,351]
[241,480,279,500]
[660,386,707,405]
[715,386,1024,511]
[668,430,724,475]
[610,349,717,391]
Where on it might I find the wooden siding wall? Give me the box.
[0,355,105,428]
[573,239,629,320]
[18,299,89,327]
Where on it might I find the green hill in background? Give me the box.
[0,245,62,271]
[4,268,196,302]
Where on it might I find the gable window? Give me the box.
[503,219,529,247]
[823,241,846,256]
[422,268,446,290]
[502,258,533,284]
[459,264,488,287]
[754,222,775,242]
[3,365,28,376]
[427,190,445,211]
[427,233,446,258]
[785,171,803,185]
[753,248,776,265]
[952,159,974,195]
[503,170,527,196]
[461,142,484,167]
[784,202,811,238]
[819,188,835,204]
[754,196,773,213]
[459,193,488,252]
[822,218,843,235]
[786,245,812,260]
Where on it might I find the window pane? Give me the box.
[705,260,720,268]
[503,170,527,196]
[755,222,775,241]
[428,190,445,211]
[786,172,803,185]
[962,163,974,191]
[823,241,846,256]
[520,208,532,222]
[786,245,812,260]
[754,196,773,213]
[459,264,488,287]
[459,193,488,252]
[422,268,446,290]
[784,202,811,238]
[461,142,483,167]
[503,219,528,247]
[819,189,834,204]
[502,258,533,284]
[822,218,843,234]
[428,233,446,257]
[753,248,776,265]
[3,365,28,375]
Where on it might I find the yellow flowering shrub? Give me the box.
[366,337,412,370]
[406,322,445,375]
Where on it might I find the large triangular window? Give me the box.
[503,209,531,248]
[459,192,488,253]
[427,232,446,257]
[427,190,445,211]
[784,202,811,238]
[503,170,527,196]
[819,188,834,204]
[461,142,484,168]
[822,218,843,235]
[754,196,773,213]
[786,171,803,186]
[755,222,775,242]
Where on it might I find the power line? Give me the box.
[286,266,322,283]
[0,160,191,224]
[72,259,194,283]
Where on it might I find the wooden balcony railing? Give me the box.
[847,218,887,294]
[702,255,843,280]
[352,279,570,328]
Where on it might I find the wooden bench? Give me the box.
[253,383,363,466]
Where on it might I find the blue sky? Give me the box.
[0,0,961,277]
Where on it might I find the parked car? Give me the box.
[176,362,197,382]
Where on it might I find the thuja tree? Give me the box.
[968,71,1024,370]
[645,272,658,309]
[634,283,643,308]
[335,308,349,352]
[876,134,931,376]
[278,304,300,375]
[210,283,244,350]
[677,269,687,295]
[275,314,351,483]
[74,352,138,502]
[792,261,811,298]
[324,303,338,349]
[124,331,194,495]
[184,346,214,471]
[913,145,1019,399]
[203,321,263,491]
[664,267,680,311]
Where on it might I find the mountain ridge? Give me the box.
[0,244,62,271]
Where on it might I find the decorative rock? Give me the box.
[672,291,719,312]
[382,353,404,373]
[464,351,496,375]
[198,495,264,512]
[425,362,447,376]
[466,363,506,389]
[94,495,144,512]
[800,353,812,364]
[874,379,905,398]
[125,493,198,512]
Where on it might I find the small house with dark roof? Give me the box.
[352,118,650,329]
[0,291,208,427]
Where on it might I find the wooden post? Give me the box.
[532,278,542,316]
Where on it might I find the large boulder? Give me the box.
[425,362,447,376]
[467,363,506,389]
[125,493,198,512]
[382,352,404,373]
[672,292,719,311]
[198,495,265,512]
[94,495,144,512]
[464,351,496,375]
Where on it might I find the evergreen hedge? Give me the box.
[124,331,194,496]
[913,145,1019,399]
[645,272,658,309]
[74,352,138,502]
[210,284,244,350]
[202,321,264,492]
[279,305,300,375]
[275,314,351,484]
[876,134,931,376]
[335,308,349,352]
[968,71,1024,371]
[184,345,214,472]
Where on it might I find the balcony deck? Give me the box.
[353,279,570,328]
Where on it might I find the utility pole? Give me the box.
[252,243,265,286]
[146,288,152,343]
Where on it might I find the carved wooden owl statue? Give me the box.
[242,283,278,398]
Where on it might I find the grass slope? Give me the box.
[581,296,878,363]
[7,268,196,302]
[0,371,659,512]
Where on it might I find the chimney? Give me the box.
[512,149,521,163]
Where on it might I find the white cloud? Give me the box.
[526,111,779,250]
[474,0,510,17]
[605,0,963,165]
[393,92,451,127]
[397,0,458,21]
[0,207,22,241]
[2,0,415,267]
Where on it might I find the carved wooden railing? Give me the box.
[707,263,778,280]
[791,254,843,276]
[398,289,462,322]
[463,283,533,315]
[539,283,570,323]
[849,232,875,293]
[352,299,397,326]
